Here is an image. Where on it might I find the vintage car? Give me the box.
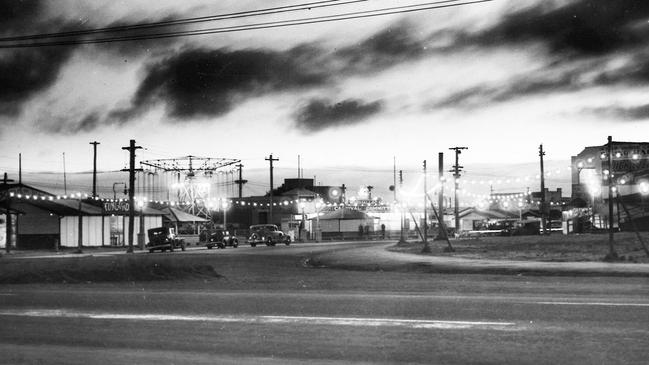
[146,227,186,253]
[206,229,239,249]
[247,224,291,247]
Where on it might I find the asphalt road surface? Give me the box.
[1,242,648,364]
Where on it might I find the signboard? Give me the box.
[103,201,130,214]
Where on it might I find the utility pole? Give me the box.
[393,157,397,203]
[422,160,430,253]
[265,154,279,224]
[399,170,406,243]
[435,152,446,240]
[539,144,547,235]
[122,139,142,253]
[606,136,617,260]
[3,173,15,253]
[449,147,468,234]
[77,194,83,253]
[62,152,67,195]
[234,164,247,199]
[90,141,100,198]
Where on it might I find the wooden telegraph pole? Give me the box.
[422,160,430,253]
[234,164,247,199]
[2,173,15,253]
[90,141,100,198]
[265,154,279,225]
[539,144,547,235]
[122,140,142,253]
[449,147,468,234]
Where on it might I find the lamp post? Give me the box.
[299,202,306,241]
[222,200,229,231]
[517,201,523,221]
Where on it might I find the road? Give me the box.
[1,242,648,364]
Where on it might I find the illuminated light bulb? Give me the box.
[640,182,649,194]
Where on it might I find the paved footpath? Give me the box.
[312,242,649,277]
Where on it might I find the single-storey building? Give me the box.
[312,208,378,240]
[1,183,166,249]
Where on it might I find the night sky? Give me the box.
[1,0,647,198]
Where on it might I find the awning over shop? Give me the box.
[317,208,373,220]
[161,207,209,222]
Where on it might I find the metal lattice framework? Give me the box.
[141,155,240,218]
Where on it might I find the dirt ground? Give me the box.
[390,232,649,263]
[0,254,223,284]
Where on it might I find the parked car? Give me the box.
[146,227,186,253]
[206,229,239,249]
[247,224,291,247]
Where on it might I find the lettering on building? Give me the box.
[103,201,130,214]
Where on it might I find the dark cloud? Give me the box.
[431,55,649,110]
[294,98,382,132]
[430,0,649,110]
[110,47,329,122]
[584,104,649,121]
[0,0,43,33]
[337,22,426,71]
[96,16,188,58]
[0,48,75,117]
[0,0,77,118]
[432,69,584,109]
[474,0,649,56]
[39,111,103,134]
[594,56,649,86]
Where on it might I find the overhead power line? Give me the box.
[0,0,364,42]
[0,0,493,48]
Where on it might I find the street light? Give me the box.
[222,200,229,231]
